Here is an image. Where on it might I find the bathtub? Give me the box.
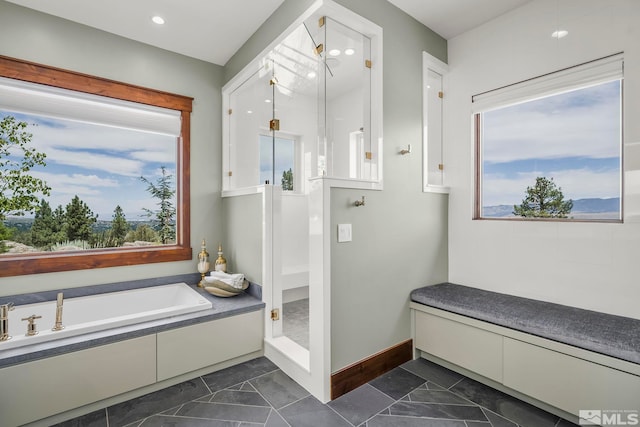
[1,282,212,350]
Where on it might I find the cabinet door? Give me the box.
[503,337,640,414]
[0,335,156,427]
[157,310,263,381]
[414,311,503,382]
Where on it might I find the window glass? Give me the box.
[477,79,622,221]
[260,134,295,190]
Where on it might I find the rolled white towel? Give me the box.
[209,271,245,289]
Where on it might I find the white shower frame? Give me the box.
[221,0,383,403]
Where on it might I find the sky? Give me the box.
[260,134,295,186]
[481,79,621,208]
[2,110,177,220]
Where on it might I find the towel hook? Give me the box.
[354,196,366,207]
[399,144,412,155]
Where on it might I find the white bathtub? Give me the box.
[1,282,212,350]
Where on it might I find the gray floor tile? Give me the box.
[452,378,558,427]
[202,357,278,392]
[401,358,464,388]
[250,369,309,409]
[556,417,580,426]
[107,378,210,426]
[366,414,467,426]
[466,422,492,427]
[328,383,395,426]
[279,395,351,427]
[265,409,290,427]
[369,366,426,400]
[52,409,108,427]
[283,298,309,349]
[138,415,237,426]
[388,400,488,421]
[175,401,271,423]
[481,408,518,427]
[406,386,475,405]
[211,389,270,406]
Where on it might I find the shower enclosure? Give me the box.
[222,0,382,402]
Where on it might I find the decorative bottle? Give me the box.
[197,239,210,288]
[215,244,227,272]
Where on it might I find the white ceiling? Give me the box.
[388,0,532,40]
[6,0,532,65]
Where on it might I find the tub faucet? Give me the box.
[1,302,15,342]
[52,292,65,331]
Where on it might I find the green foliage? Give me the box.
[126,224,159,243]
[0,116,51,220]
[30,199,66,250]
[513,177,573,218]
[140,166,176,244]
[0,222,13,253]
[109,205,129,246]
[281,168,293,191]
[50,239,89,252]
[65,195,98,242]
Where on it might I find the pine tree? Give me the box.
[110,205,129,247]
[30,199,66,249]
[140,166,176,244]
[65,195,98,243]
[281,168,293,191]
[513,177,573,218]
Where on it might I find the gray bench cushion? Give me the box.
[411,283,640,365]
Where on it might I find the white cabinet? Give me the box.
[414,311,502,382]
[157,310,263,381]
[0,335,156,427]
[412,304,640,421]
[503,338,640,413]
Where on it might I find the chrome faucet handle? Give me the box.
[21,314,42,336]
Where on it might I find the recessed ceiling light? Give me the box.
[247,110,253,114]
[551,30,568,39]
[265,99,271,103]
[152,16,165,25]
[329,49,341,56]
[307,71,317,79]
[344,48,355,56]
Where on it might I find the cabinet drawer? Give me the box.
[157,310,263,381]
[503,337,640,414]
[415,311,503,382]
[0,335,156,427]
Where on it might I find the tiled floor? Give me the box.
[282,298,309,349]
[55,357,577,427]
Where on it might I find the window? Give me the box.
[259,134,296,190]
[474,54,623,221]
[0,56,193,276]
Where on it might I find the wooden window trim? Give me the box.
[0,56,193,277]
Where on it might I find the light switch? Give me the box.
[337,223,352,243]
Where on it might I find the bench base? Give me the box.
[411,303,640,424]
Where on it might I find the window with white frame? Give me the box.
[474,53,623,221]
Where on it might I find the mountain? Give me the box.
[483,197,620,218]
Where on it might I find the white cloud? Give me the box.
[483,168,620,206]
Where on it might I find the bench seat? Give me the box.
[411,282,640,365]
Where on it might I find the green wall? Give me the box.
[0,1,224,295]
[224,0,449,372]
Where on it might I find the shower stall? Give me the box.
[222,0,382,402]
